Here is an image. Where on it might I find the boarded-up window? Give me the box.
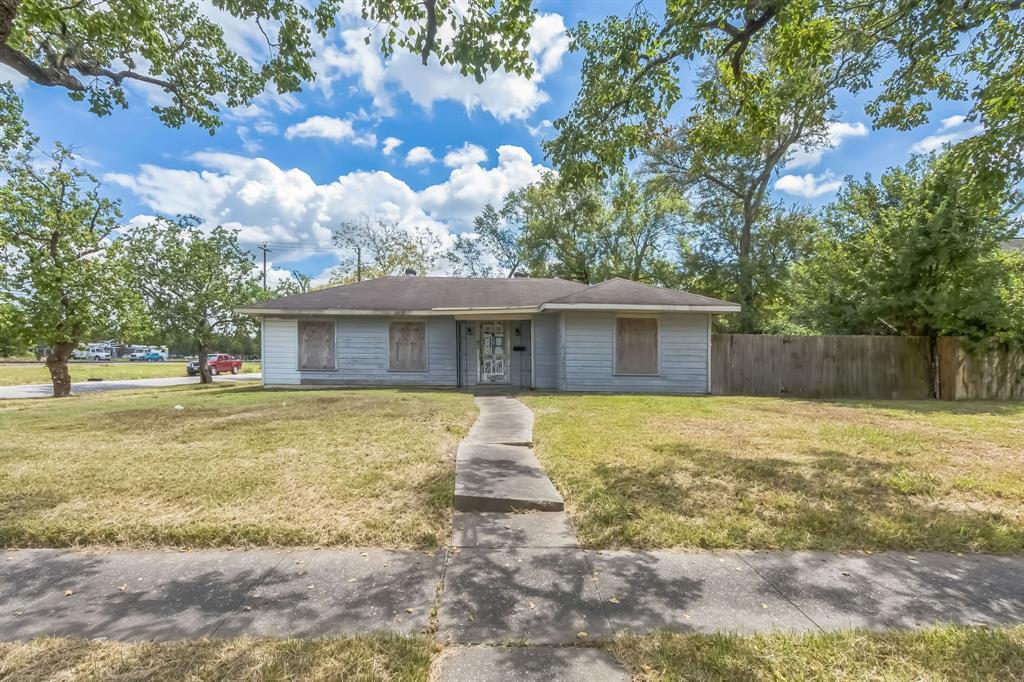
[298,320,335,370]
[615,317,658,375]
[389,321,427,371]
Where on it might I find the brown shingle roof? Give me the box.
[242,276,589,311]
[239,276,739,313]
[545,277,731,307]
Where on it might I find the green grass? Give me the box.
[0,361,261,386]
[523,394,1024,553]
[0,384,476,548]
[608,626,1024,681]
[0,635,433,682]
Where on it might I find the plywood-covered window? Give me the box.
[389,321,427,371]
[298,320,335,370]
[615,317,658,375]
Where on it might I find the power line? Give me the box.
[257,242,271,291]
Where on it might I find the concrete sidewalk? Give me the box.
[2,548,1022,643]
[0,373,260,399]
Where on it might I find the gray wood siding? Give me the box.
[296,316,457,385]
[532,314,559,389]
[562,312,710,394]
[262,317,300,385]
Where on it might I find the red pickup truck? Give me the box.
[187,353,242,376]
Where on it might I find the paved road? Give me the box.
[0,373,261,399]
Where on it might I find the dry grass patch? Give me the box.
[0,361,261,386]
[524,395,1024,552]
[0,384,476,548]
[609,626,1024,681]
[0,635,432,682]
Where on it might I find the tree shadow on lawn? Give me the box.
[572,443,1024,553]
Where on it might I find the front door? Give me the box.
[479,321,510,384]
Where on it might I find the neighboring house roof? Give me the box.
[1002,238,1023,252]
[237,276,740,316]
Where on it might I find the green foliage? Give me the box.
[121,216,263,379]
[271,270,314,297]
[790,153,1023,342]
[330,215,441,282]
[1,0,536,131]
[472,172,683,285]
[0,88,145,391]
[547,0,1024,183]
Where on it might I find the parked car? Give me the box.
[89,351,111,361]
[141,351,165,361]
[127,350,147,361]
[186,354,242,376]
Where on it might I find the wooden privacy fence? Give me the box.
[711,334,1024,400]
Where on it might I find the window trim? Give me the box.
[612,314,661,376]
[296,318,338,372]
[387,318,430,373]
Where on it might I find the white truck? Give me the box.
[74,343,111,361]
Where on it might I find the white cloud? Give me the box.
[313,11,569,122]
[444,143,487,168]
[284,115,356,142]
[786,121,868,169]
[382,137,403,155]
[940,115,967,130]
[353,132,377,148]
[910,115,983,154]
[526,119,553,137]
[253,120,278,135]
[775,171,844,198]
[405,146,435,165]
[106,145,549,267]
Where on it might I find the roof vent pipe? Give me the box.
[404,268,417,276]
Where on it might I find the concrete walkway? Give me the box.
[453,396,564,512]
[3,549,1022,640]
[0,373,260,399]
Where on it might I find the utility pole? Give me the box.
[257,242,271,290]
[356,245,362,282]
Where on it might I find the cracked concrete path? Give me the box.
[2,549,1022,644]
[453,396,563,512]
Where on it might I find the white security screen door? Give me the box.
[479,321,510,383]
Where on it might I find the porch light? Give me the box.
[466,326,473,335]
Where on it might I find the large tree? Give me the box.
[546,1,1024,183]
[0,0,536,131]
[0,86,144,395]
[457,172,683,285]
[123,216,262,383]
[331,215,441,282]
[791,152,1023,388]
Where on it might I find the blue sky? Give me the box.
[3,0,979,285]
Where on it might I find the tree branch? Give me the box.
[421,0,437,65]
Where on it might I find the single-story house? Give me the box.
[236,276,739,394]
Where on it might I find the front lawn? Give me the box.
[609,625,1024,681]
[0,385,475,547]
[0,361,261,386]
[525,395,1024,552]
[0,635,432,682]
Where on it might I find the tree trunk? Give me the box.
[45,341,75,398]
[198,344,212,384]
[735,212,756,332]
